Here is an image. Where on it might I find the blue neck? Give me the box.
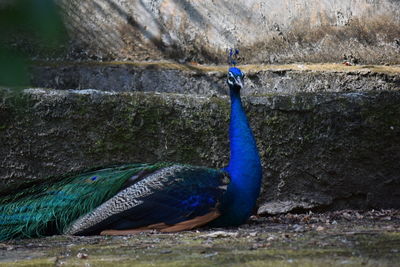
[216,87,262,226]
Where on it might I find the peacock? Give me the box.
[0,64,262,240]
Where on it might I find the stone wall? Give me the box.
[54,0,400,64]
[1,0,400,214]
[1,88,400,213]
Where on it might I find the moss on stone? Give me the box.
[1,87,400,212]
[1,220,399,267]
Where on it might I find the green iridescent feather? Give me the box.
[0,163,172,240]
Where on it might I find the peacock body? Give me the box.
[0,66,262,240]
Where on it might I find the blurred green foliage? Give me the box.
[0,0,67,87]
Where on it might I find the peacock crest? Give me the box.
[227,48,240,66]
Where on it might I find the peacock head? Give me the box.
[227,67,245,90]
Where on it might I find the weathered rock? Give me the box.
[258,200,320,215]
[0,88,230,184]
[1,88,400,211]
[48,0,400,64]
[5,1,400,64]
[30,62,400,95]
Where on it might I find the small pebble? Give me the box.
[203,252,218,258]
[293,224,305,232]
[77,252,88,259]
[201,231,238,238]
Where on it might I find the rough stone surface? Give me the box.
[0,210,399,266]
[258,200,318,215]
[1,88,400,212]
[6,1,400,64]
[43,0,400,64]
[30,62,400,95]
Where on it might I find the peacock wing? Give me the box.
[0,163,172,240]
[64,164,230,235]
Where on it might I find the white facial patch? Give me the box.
[227,72,236,86]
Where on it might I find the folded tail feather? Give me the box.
[0,163,172,240]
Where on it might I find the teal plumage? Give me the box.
[0,65,262,240]
[0,163,172,240]
[0,163,229,240]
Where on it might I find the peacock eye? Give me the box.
[228,77,235,83]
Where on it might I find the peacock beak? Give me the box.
[235,76,243,89]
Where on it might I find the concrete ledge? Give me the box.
[1,88,400,212]
[31,62,400,95]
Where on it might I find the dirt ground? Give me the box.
[0,209,399,266]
